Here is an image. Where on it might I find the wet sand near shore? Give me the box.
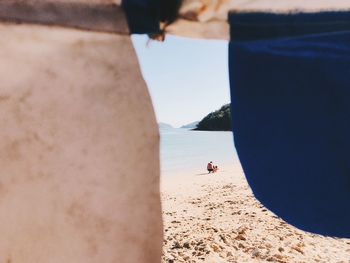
[161,170,350,263]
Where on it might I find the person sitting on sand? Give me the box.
[213,165,219,173]
[207,161,214,173]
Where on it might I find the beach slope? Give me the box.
[161,171,350,262]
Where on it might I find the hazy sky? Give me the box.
[132,35,230,128]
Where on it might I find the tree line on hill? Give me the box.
[194,104,232,131]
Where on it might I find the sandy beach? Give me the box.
[161,169,350,263]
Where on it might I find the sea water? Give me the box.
[160,127,242,176]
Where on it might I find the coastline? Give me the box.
[159,129,239,178]
[161,170,350,263]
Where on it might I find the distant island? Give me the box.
[181,121,199,129]
[158,122,173,129]
[194,104,232,131]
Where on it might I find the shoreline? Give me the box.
[161,170,350,262]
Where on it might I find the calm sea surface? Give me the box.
[160,128,242,176]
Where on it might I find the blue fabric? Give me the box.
[229,12,350,237]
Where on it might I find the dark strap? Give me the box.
[0,1,129,34]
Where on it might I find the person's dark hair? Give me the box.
[159,0,182,26]
[150,0,182,41]
[122,0,182,40]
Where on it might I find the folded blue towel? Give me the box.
[229,11,350,237]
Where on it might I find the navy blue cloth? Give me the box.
[229,12,350,237]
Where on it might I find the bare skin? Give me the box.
[170,0,350,39]
[0,24,162,263]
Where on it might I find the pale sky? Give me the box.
[132,34,230,128]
